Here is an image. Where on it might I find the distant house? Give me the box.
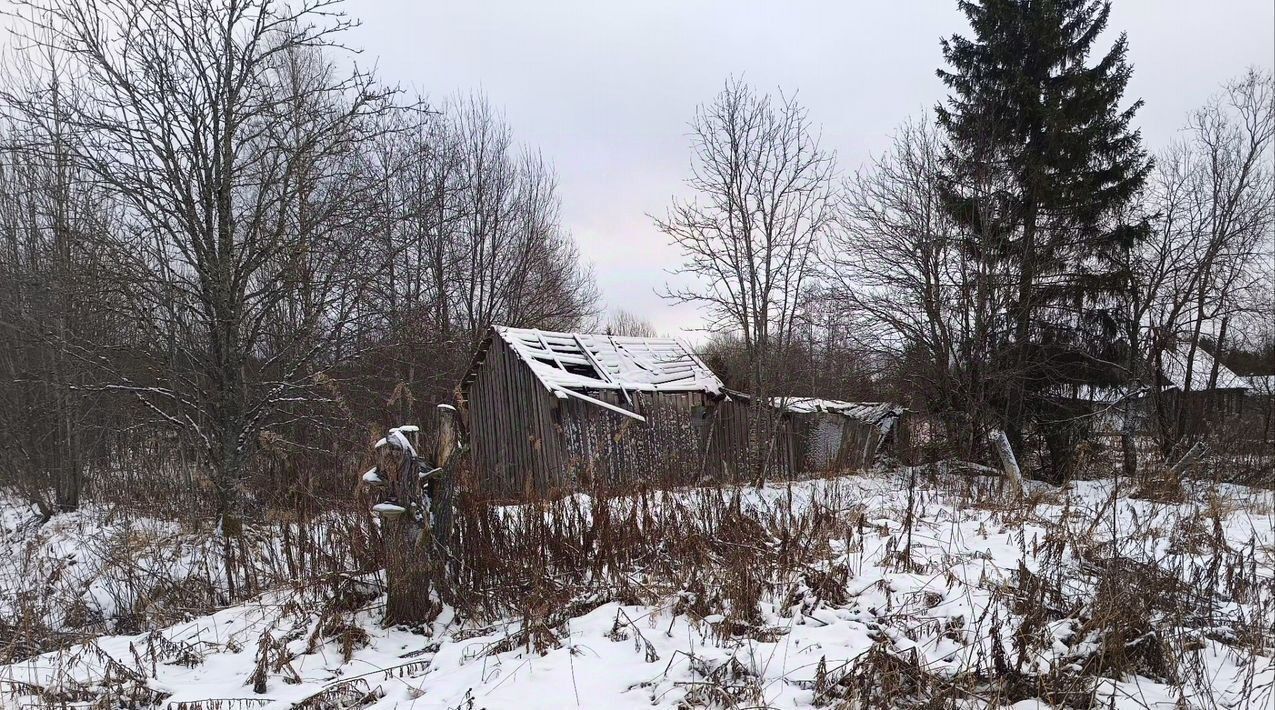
[1131,343,1268,446]
[1155,344,1251,413]
[1049,342,1273,455]
[1242,375,1275,443]
[457,326,907,499]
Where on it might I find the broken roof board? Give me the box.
[771,397,904,423]
[492,326,723,396]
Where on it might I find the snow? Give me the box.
[385,427,417,457]
[371,502,406,514]
[771,397,904,425]
[374,425,418,457]
[0,494,355,645]
[494,325,722,395]
[3,470,1272,709]
[1159,345,1249,391]
[1244,374,1275,395]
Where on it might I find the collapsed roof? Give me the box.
[463,327,914,428]
[771,397,905,433]
[470,326,724,397]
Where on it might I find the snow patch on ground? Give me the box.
[2,472,1272,708]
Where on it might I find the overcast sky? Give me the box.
[342,1,1273,339]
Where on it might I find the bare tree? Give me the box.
[446,94,598,347]
[1134,69,1274,457]
[359,107,466,424]
[657,78,835,479]
[0,74,122,516]
[353,93,599,427]
[6,0,400,547]
[831,116,1020,462]
[605,308,658,337]
[1176,71,1273,395]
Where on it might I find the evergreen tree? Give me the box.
[936,0,1152,482]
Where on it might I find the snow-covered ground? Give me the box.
[0,498,221,639]
[2,470,1272,708]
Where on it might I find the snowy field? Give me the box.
[1,470,1273,709]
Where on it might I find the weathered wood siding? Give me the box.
[465,339,905,499]
[466,337,569,499]
[780,413,896,473]
[559,390,712,490]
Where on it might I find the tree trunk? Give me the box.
[430,405,460,557]
[1120,402,1138,480]
[383,514,434,626]
[380,430,436,627]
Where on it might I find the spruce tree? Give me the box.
[936,0,1152,482]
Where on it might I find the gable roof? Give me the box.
[1160,345,1249,392]
[1244,374,1275,395]
[469,325,723,396]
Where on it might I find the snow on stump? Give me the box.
[365,423,440,627]
[372,502,406,518]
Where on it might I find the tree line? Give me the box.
[0,0,1271,526]
[0,0,597,522]
[662,1,1273,484]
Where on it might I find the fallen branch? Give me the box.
[1167,441,1209,479]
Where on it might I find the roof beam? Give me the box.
[575,333,627,403]
[553,385,646,422]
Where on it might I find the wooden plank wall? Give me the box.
[779,413,887,474]
[466,343,905,499]
[559,391,710,491]
[699,397,797,483]
[467,337,569,499]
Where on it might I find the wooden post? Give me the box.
[989,429,1025,496]
[430,405,461,558]
[1166,441,1208,481]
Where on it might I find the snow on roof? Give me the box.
[771,397,904,424]
[1046,383,1131,404]
[493,326,723,395]
[1244,374,1275,395]
[1159,346,1249,391]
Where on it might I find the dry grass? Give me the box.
[430,462,1274,708]
[0,497,381,665]
[2,455,1272,708]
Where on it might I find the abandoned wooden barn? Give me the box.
[458,325,734,498]
[458,326,910,499]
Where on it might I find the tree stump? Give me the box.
[374,429,436,627]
